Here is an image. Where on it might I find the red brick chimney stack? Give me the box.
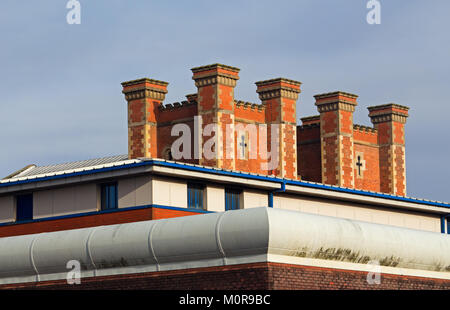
[368,104,409,196]
[191,64,240,169]
[256,78,301,179]
[314,91,358,188]
[120,65,410,197]
[122,78,169,159]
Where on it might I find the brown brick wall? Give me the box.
[3,262,449,290]
[122,66,409,196]
[234,121,267,175]
[268,263,450,290]
[157,120,199,164]
[157,105,197,124]
[234,105,265,123]
[125,66,303,179]
[297,126,321,182]
[0,207,201,238]
[353,143,380,192]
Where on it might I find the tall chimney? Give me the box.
[368,103,409,196]
[315,91,358,188]
[256,78,301,179]
[122,78,168,159]
[191,64,240,169]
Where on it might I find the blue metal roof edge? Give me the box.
[1,159,449,209]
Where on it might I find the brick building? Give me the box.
[0,63,449,290]
[123,63,408,195]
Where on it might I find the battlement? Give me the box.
[300,115,320,126]
[122,63,410,196]
[235,100,265,112]
[185,93,198,104]
[159,100,197,112]
[297,123,320,130]
[353,124,378,134]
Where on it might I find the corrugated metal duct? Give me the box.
[0,207,449,285]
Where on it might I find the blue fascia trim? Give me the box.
[151,160,450,209]
[0,204,213,228]
[2,159,449,209]
[284,179,450,209]
[151,161,450,209]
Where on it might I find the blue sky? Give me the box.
[1,0,449,202]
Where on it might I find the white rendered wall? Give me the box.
[152,177,187,208]
[33,184,98,219]
[274,194,440,232]
[205,185,225,212]
[242,189,268,209]
[118,175,152,208]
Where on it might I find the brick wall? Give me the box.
[123,65,303,179]
[0,207,200,238]
[122,64,409,196]
[3,262,449,290]
[122,78,169,159]
[353,127,380,192]
[369,104,409,196]
[297,117,322,182]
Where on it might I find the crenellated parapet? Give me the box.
[185,93,198,104]
[121,64,410,195]
[158,100,197,112]
[235,100,265,112]
[353,124,378,134]
[299,115,320,127]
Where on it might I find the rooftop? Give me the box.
[3,155,130,180]
[2,155,449,209]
